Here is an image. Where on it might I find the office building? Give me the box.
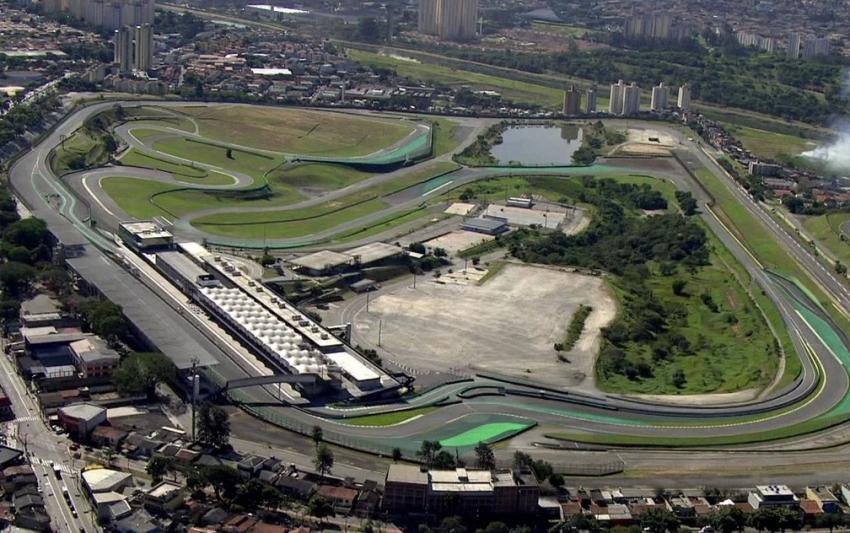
[677,83,691,111]
[114,26,132,73]
[622,82,641,115]
[787,32,801,58]
[609,79,625,115]
[133,24,152,71]
[651,82,669,112]
[802,37,831,59]
[585,86,597,113]
[383,464,539,517]
[562,85,580,115]
[418,0,478,41]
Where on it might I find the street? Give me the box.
[0,338,97,532]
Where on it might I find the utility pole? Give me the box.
[366,290,370,312]
[378,319,382,347]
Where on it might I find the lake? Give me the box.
[489,124,584,166]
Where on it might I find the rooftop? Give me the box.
[59,403,106,422]
[69,337,120,364]
[147,481,183,500]
[20,294,60,317]
[156,250,211,282]
[82,468,132,493]
[290,250,352,271]
[386,464,428,485]
[462,216,508,231]
[345,242,403,265]
[325,349,380,382]
[119,221,173,240]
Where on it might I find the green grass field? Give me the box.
[153,136,281,182]
[267,163,372,191]
[720,122,817,159]
[101,178,176,220]
[118,149,235,185]
[347,48,565,109]
[429,116,463,156]
[176,105,417,156]
[342,406,437,426]
[530,20,591,38]
[192,197,389,239]
[802,212,850,266]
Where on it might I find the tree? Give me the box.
[113,352,177,397]
[311,425,323,448]
[835,260,847,275]
[391,447,402,462]
[202,465,241,507]
[197,402,230,450]
[747,507,782,532]
[235,479,283,511]
[146,456,173,482]
[314,443,334,479]
[433,450,456,469]
[0,261,36,296]
[308,495,334,522]
[417,440,442,468]
[357,17,382,43]
[815,512,843,533]
[512,451,532,470]
[3,218,49,251]
[639,507,680,533]
[672,279,687,296]
[548,473,565,489]
[440,516,467,533]
[474,441,495,470]
[703,506,747,533]
[671,368,687,388]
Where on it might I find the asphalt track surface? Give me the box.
[11,101,850,459]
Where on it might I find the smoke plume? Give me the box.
[801,70,850,174]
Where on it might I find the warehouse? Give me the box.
[461,216,509,235]
[58,403,106,438]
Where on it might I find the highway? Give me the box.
[9,100,850,477]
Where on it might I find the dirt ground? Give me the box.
[353,263,616,391]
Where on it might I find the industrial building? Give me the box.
[461,216,509,235]
[383,465,539,517]
[650,82,668,112]
[58,403,107,438]
[289,242,404,277]
[562,85,580,115]
[148,242,394,396]
[417,0,478,41]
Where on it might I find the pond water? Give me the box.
[489,124,583,166]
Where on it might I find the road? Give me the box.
[9,99,850,485]
[0,340,97,532]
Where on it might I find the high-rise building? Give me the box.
[677,83,691,111]
[802,37,831,59]
[71,0,154,30]
[133,23,152,71]
[42,0,63,14]
[418,0,477,41]
[585,87,597,114]
[624,12,689,41]
[114,26,132,73]
[562,85,581,115]
[608,80,625,115]
[651,82,669,112]
[622,82,641,115]
[787,32,801,58]
[418,0,438,35]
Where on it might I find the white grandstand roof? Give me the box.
[326,350,379,382]
[199,286,328,376]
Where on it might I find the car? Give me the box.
[69,443,79,451]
